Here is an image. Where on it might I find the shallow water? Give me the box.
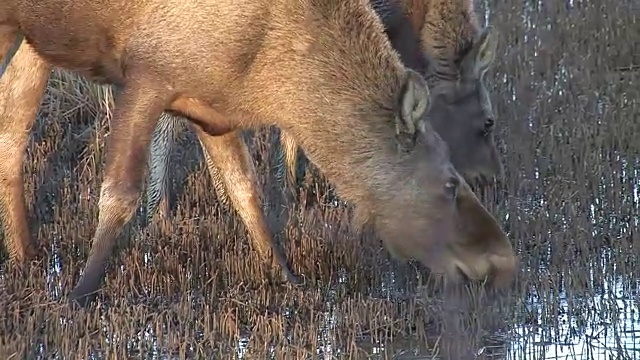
[508,276,639,359]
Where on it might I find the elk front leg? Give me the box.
[194,127,302,285]
[0,33,51,263]
[69,81,167,307]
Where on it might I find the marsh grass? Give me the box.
[0,0,638,358]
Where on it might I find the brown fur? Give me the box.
[274,0,503,194]
[0,32,51,262]
[228,0,503,249]
[411,0,503,185]
[0,0,516,305]
[145,0,503,232]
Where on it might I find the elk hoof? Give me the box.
[68,291,97,309]
[284,271,305,287]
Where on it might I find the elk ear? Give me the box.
[473,26,498,77]
[396,69,430,153]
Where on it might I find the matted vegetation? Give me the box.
[0,0,638,358]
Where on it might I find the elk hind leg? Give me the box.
[145,112,183,226]
[194,127,302,285]
[146,111,227,226]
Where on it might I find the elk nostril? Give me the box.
[466,174,487,192]
[485,117,494,129]
[444,176,460,199]
[483,118,495,136]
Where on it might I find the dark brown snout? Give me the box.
[445,180,517,288]
[400,177,517,289]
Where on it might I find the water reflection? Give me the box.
[508,274,639,359]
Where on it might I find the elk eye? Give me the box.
[444,177,459,200]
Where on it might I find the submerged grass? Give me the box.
[0,0,638,358]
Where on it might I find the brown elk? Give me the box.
[145,0,503,223]
[0,0,517,306]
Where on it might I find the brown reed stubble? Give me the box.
[0,0,638,358]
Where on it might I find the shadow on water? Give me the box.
[0,0,639,358]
